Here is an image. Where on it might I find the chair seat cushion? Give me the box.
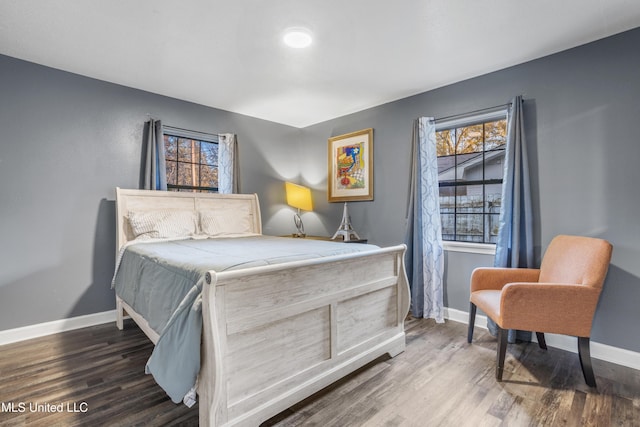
[470,290,502,325]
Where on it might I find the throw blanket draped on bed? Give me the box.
[112,235,379,404]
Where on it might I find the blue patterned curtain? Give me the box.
[489,95,535,342]
[405,117,445,322]
[218,133,238,194]
[143,119,167,190]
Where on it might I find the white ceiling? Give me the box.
[2,1,640,128]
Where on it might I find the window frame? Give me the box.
[435,108,508,251]
[163,128,220,193]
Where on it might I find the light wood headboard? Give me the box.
[115,187,262,254]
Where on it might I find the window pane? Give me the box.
[166,161,177,185]
[177,162,197,187]
[192,140,201,163]
[177,138,190,162]
[485,184,502,211]
[178,138,200,162]
[484,149,506,180]
[456,124,483,154]
[456,214,483,243]
[436,129,455,156]
[164,136,177,161]
[200,142,218,166]
[437,154,456,182]
[439,186,454,209]
[200,164,218,188]
[456,185,483,213]
[441,214,455,241]
[486,214,500,243]
[484,120,507,151]
[456,152,484,181]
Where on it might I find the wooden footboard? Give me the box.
[199,244,410,427]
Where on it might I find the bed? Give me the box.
[113,187,410,427]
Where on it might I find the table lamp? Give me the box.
[285,182,313,237]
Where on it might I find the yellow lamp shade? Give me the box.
[285,182,313,211]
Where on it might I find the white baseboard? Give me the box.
[3,308,639,372]
[445,307,640,371]
[0,310,116,346]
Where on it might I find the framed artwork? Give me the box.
[327,128,373,202]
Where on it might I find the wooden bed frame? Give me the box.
[114,187,410,427]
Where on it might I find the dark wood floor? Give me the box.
[1,317,639,426]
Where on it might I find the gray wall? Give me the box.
[300,27,640,353]
[2,26,639,354]
[0,54,300,330]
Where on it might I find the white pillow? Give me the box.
[199,208,254,237]
[128,210,198,240]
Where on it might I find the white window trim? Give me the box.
[443,240,496,255]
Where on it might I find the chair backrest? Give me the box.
[539,235,613,288]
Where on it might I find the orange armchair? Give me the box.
[467,235,613,387]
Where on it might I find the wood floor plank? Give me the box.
[1,318,639,426]
[610,395,637,427]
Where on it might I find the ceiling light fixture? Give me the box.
[283,28,313,49]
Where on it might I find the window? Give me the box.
[164,131,219,192]
[436,110,507,244]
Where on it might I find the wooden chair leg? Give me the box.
[578,336,597,387]
[467,302,477,343]
[536,332,547,350]
[496,326,508,381]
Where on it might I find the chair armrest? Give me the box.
[500,283,601,337]
[470,267,540,292]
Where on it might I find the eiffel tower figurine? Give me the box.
[331,202,361,242]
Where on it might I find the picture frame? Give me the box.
[327,128,373,202]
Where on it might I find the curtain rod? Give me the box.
[433,100,515,123]
[162,124,218,138]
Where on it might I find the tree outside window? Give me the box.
[164,134,219,192]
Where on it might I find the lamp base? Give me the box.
[332,202,361,242]
[293,210,305,238]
